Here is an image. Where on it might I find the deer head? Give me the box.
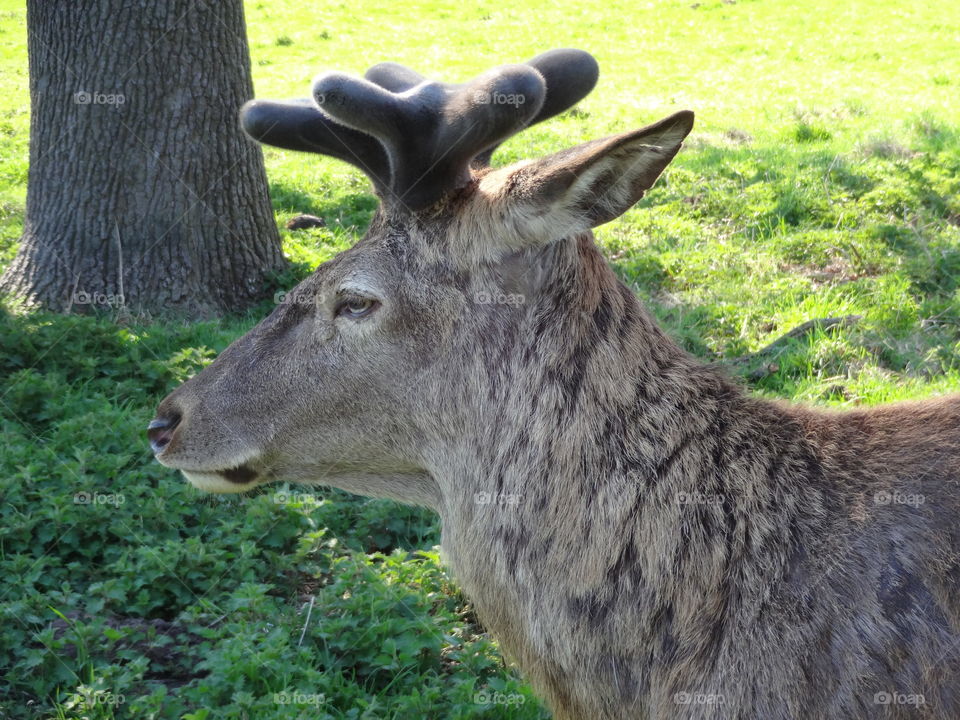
[149,49,694,510]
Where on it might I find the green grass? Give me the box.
[1,0,959,717]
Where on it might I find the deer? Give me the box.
[148,49,960,720]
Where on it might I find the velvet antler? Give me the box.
[240,49,599,210]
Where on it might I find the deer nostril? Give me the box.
[147,413,181,455]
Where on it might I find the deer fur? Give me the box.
[151,52,960,719]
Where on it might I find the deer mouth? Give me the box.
[220,464,258,484]
[181,462,263,494]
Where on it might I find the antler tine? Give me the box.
[239,98,390,190]
[473,48,599,166]
[364,62,427,93]
[313,65,546,209]
[526,49,600,125]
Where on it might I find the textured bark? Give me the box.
[2,0,286,318]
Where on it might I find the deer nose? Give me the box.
[147,413,181,455]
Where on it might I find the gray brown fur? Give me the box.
[152,53,960,720]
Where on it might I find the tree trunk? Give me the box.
[1,0,286,318]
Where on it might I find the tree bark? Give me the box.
[1,0,286,318]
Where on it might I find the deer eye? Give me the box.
[335,295,379,319]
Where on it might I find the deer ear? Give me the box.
[492,110,693,243]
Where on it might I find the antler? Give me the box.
[240,49,599,210]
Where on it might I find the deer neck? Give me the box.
[456,234,740,491]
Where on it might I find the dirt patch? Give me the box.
[860,139,918,160]
[723,127,753,145]
[49,611,208,688]
[780,259,874,287]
